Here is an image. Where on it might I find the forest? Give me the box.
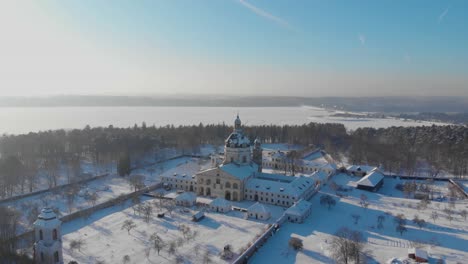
[0,122,466,199]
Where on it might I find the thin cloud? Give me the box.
[438,6,449,24]
[358,33,366,46]
[237,0,296,32]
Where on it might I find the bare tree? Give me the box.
[163,199,176,216]
[394,214,407,236]
[430,211,439,223]
[128,174,145,192]
[288,237,303,251]
[194,244,201,256]
[412,215,426,229]
[131,195,141,214]
[377,215,385,229]
[88,192,99,207]
[320,195,337,210]
[167,241,177,256]
[460,209,467,221]
[69,239,85,253]
[330,227,365,264]
[142,204,153,223]
[0,206,20,253]
[122,255,130,264]
[150,233,165,255]
[121,219,136,235]
[359,194,369,209]
[203,250,213,264]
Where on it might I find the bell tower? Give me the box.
[33,208,63,264]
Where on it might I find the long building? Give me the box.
[162,115,330,207]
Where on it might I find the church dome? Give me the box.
[225,131,250,148]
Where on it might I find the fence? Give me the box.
[15,182,162,249]
[232,214,287,264]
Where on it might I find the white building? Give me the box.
[285,199,312,223]
[247,202,271,220]
[262,149,337,176]
[33,208,63,264]
[160,115,322,208]
[347,165,378,177]
[175,192,197,207]
[209,197,232,213]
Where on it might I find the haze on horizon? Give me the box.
[0,1,467,97]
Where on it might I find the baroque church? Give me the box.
[162,115,319,207]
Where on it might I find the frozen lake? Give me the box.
[0,106,449,134]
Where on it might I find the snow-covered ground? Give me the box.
[2,156,202,235]
[250,174,468,264]
[62,199,268,264]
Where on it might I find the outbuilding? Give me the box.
[247,202,271,220]
[408,248,428,263]
[285,199,312,223]
[356,169,384,192]
[209,197,231,213]
[175,192,196,207]
[192,211,205,222]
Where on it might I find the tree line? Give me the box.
[0,122,466,198]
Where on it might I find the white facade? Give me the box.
[209,197,232,213]
[175,192,197,207]
[285,199,312,223]
[33,208,63,264]
[262,149,337,176]
[247,202,271,220]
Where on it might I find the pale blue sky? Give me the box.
[0,1,466,96]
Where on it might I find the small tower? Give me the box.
[224,115,251,165]
[33,208,63,264]
[234,114,242,132]
[253,137,263,172]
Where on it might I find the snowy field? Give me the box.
[251,174,468,264]
[0,106,451,134]
[2,156,199,235]
[62,199,268,264]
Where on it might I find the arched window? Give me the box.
[54,251,59,263]
[206,179,211,185]
[53,229,58,240]
[225,182,231,188]
[233,183,238,189]
[39,230,43,240]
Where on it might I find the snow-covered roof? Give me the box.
[210,197,231,208]
[160,161,200,180]
[248,202,270,214]
[225,131,250,147]
[301,150,323,161]
[285,199,312,217]
[219,163,257,180]
[246,175,314,198]
[175,192,196,202]
[408,248,428,259]
[356,170,384,187]
[33,208,61,229]
[347,165,378,173]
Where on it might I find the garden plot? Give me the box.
[62,200,268,264]
[250,173,468,264]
